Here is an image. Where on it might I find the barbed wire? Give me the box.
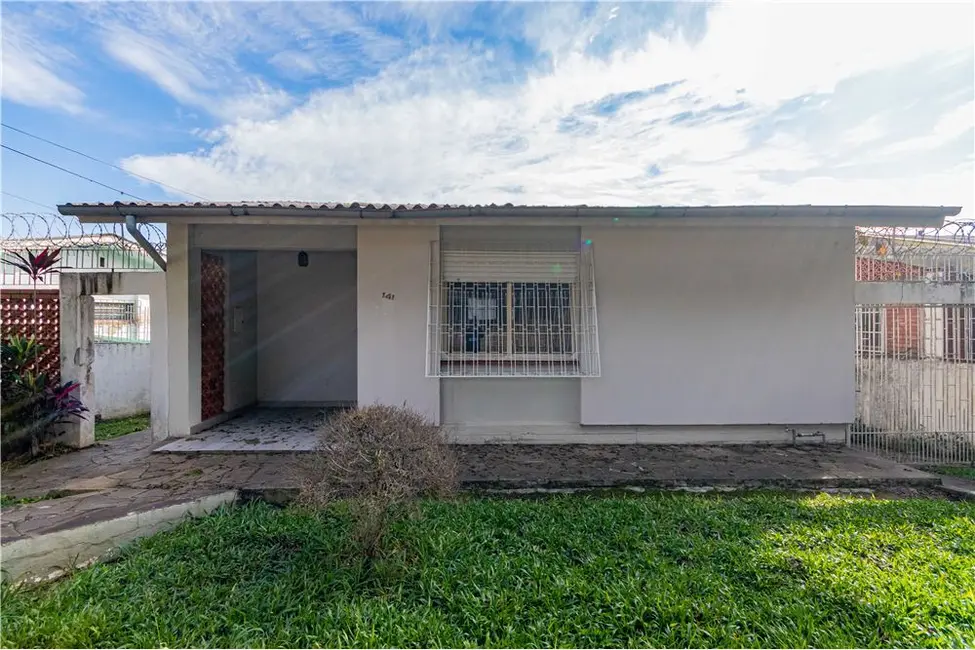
[855,221,975,256]
[1,212,166,272]
[1,210,971,269]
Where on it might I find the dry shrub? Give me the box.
[298,404,457,562]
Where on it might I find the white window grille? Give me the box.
[426,241,600,377]
[945,305,974,362]
[857,306,884,356]
[93,298,151,342]
[94,301,136,322]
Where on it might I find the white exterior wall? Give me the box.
[441,378,578,426]
[580,226,855,429]
[167,224,198,436]
[256,250,357,405]
[164,220,859,444]
[357,226,439,422]
[93,342,151,418]
[225,251,258,411]
[194,225,356,251]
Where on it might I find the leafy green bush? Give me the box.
[1,335,88,458]
[1,248,87,459]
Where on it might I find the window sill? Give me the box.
[435,359,590,378]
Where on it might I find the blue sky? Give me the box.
[1,1,973,218]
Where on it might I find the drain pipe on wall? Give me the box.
[124,214,167,272]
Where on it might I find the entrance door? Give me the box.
[200,252,226,420]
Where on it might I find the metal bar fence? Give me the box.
[852,221,974,465]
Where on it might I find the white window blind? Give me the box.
[441,251,579,283]
[427,240,601,378]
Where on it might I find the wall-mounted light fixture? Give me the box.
[298,251,309,267]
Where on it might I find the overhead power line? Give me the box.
[1,144,150,202]
[0,191,57,212]
[2,122,207,201]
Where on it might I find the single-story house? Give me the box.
[57,202,962,445]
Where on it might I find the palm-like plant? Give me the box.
[3,248,62,283]
[0,248,87,458]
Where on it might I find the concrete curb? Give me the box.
[939,477,975,501]
[1,490,237,584]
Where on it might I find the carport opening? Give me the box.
[187,248,357,451]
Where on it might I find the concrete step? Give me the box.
[1,488,236,584]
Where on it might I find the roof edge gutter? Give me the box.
[124,214,167,272]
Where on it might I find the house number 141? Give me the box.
[382,292,395,301]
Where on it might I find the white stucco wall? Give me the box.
[441,378,578,425]
[93,342,151,419]
[166,224,195,436]
[580,226,855,427]
[194,225,356,251]
[357,226,440,422]
[164,220,860,443]
[256,250,357,404]
[225,251,258,411]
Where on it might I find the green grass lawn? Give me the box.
[0,494,50,509]
[94,413,150,442]
[2,493,973,648]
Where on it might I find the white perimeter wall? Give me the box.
[581,226,855,426]
[857,358,974,433]
[357,227,440,422]
[257,250,357,404]
[93,342,151,419]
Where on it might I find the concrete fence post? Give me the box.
[58,273,95,448]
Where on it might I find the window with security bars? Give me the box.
[857,307,884,356]
[443,281,574,356]
[94,301,135,322]
[427,243,600,377]
[945,306,974,362]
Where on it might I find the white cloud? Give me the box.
[102,28,209,106]
[93,5,295,123]
[879,101,974,155]
[0,19,84,114]
[119,2,973,217]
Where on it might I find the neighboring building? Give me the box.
[58,202,961,445]
[1,234,156,342]
[855,232,974,362]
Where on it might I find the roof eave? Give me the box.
[57,203,961,228]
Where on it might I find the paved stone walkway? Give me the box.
[3,430,941,498]
[1,429,943,535]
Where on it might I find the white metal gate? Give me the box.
[852,224,975,465]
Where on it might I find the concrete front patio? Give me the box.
[156,408,324,453]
